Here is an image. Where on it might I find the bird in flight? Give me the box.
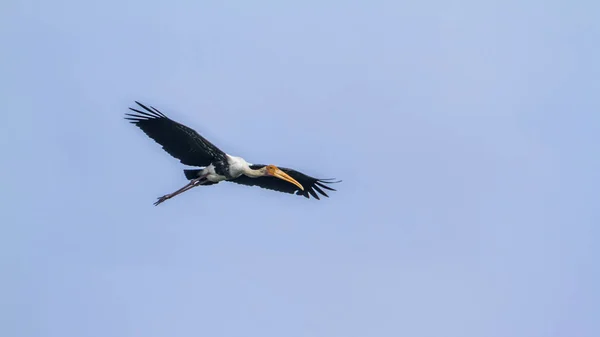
[125,101,341,206]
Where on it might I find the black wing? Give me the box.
[228,164,341,200]
[125,101,227,167]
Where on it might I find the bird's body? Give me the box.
[125,101,340,205]
[193,155,246,182]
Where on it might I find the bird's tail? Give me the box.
[183,169,202,180]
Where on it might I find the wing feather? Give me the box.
[227,164,340,199]
[125,101,227,167]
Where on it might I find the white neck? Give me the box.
[242,165,266,178]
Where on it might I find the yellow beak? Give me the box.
[272,168,304,191]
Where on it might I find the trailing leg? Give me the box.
[154,176,207,206]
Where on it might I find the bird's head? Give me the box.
[264,164,304,191]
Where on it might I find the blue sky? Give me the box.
[2,1,599,336]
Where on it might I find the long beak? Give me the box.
[272,168,304,191]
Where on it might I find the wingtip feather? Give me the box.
[312,185,330,198]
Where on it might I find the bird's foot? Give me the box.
[154,194,171,206]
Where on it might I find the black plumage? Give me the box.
[229,164,340,200]
[125,101,227,167]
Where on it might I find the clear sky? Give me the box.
[2,1,599,336]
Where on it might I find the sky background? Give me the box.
[1,1,599,336]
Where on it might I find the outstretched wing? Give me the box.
[228,164,341,200]
[125,101,227,167]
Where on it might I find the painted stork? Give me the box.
[125,101,340,206]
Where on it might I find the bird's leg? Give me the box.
[154,176,207,206]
